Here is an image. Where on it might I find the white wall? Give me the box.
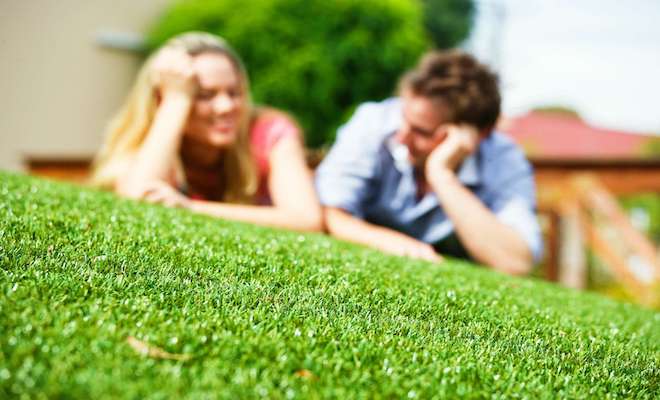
[0,0,170,171]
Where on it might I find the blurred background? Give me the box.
[1,0,659,307]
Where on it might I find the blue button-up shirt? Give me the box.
[315,98,543,262]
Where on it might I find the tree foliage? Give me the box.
[147,0,474,147]
[422,0,475,49]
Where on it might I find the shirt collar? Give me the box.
[386,135,411,173]
[386,136,482,186]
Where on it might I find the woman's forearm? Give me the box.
[118,94,191,196]
[188,200,322,232]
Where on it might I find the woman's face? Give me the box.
[184,52,244,148]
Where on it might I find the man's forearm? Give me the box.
[324,208,391,248]
[429,170,532,274]
[323,207,441,261]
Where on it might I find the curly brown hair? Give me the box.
[400,50,500,131]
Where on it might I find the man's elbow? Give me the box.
[491,252,533,276]
[482,232,536,276]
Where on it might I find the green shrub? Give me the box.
[147,0,438,147]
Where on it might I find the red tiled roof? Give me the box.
[499,112,658,159]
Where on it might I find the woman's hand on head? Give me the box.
[140,180,191,209]
[151,48,198,98]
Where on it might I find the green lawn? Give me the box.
[1,172,658,399]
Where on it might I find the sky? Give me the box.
[466,0,660,134]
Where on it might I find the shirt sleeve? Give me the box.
[262,115,300,150]
[488,147,544,263]
[251,113,301,176]
[315,103,386,218]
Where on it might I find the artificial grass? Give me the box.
[1,171,658,399]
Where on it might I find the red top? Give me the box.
[180,112,300,203]
[250,112,301,204]
[183,112,300,203]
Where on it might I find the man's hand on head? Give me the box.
[424,124,480,184]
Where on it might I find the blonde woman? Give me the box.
[92,32,322,232]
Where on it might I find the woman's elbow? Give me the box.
[115,181,146,200]
[292,205,324,232]
[300,210,324,232]
[115,177,157,201]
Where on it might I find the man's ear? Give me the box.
[478,127,491,141]
[433,124,450,146]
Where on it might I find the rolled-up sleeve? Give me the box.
[488,149,544,263]
[315,103,385,218]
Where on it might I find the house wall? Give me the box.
[0,0,170,171]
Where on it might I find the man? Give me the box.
[315,51,542,275]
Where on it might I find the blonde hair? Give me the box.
[91,31,257,203]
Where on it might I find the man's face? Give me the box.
[394,92,450,168]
